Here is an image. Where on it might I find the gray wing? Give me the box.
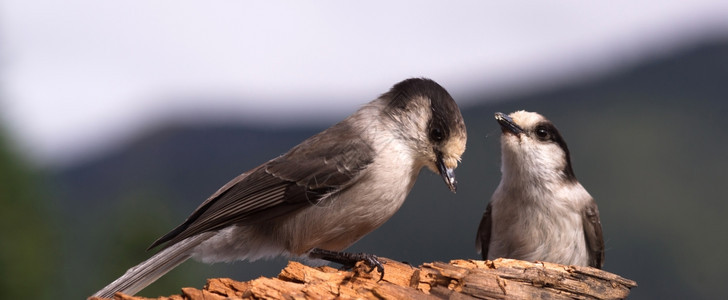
[582,200,605,268]
[149,122,375,250]
[476,203,492,260]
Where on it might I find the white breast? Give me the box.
[487,182,591,266]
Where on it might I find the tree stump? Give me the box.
[93,258,636,300]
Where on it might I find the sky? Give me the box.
[2,1,728,166]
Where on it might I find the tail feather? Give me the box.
[91,233,212,298]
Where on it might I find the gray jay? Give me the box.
[476,111,604,268]
[92,78,467,298]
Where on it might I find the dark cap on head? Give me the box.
[382,78,465,144]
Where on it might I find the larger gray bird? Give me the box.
[92,78,467,298]
[476,110,604,268]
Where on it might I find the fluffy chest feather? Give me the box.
[488,182,589,265]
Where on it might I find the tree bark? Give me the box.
[93,257,637,300]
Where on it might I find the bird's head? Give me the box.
[495,111,576,183]
[380,78,467,193]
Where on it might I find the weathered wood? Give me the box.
[92,258,636,300]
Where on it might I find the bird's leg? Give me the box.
[308,248,386,280]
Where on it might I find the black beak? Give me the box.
[436,151,457,193]
[495,112,523,135]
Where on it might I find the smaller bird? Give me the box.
[476,111,604,268]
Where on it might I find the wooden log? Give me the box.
[92,257,636,300]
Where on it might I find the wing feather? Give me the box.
[582,200,605,268]
[476,203,493,260]
[148,121,375,250]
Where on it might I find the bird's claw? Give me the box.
[308,248,386,281]
[359,253,386,280]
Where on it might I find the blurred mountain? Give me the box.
[51,37,728,299]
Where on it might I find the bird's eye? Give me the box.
[430,127,444,142]
[535,126,550,140]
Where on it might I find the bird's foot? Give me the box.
[308,248,386,280]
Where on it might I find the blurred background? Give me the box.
[1,1,727,299]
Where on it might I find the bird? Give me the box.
[476,110,604,268]
[92,78,467,298]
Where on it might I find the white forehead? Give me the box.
[509,110,546,128]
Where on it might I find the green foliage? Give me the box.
[0,130,57,299]
[96,190,210,298]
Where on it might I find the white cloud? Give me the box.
[2,0,728,165]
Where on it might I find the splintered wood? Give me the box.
[98,258,637,300]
